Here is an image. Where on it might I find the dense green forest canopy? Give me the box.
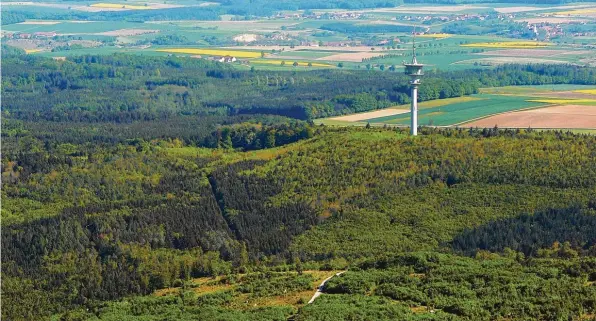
[2,46,596,320]
[3,124,596,320]
[3,49,595,126]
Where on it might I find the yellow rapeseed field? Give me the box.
[24,49,42,54]
[462,41,551,49]
[156,48,262,58]
[251,60,333,67]
[573,89,596,95]
[91,3,152,9]
[418,33,452,38]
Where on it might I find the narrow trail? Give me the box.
[307,271,346,304]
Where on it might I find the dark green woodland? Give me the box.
[2,46,596,321]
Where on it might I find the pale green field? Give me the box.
[316,85,596,128]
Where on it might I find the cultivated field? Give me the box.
[462,41,551,49]
[98,29,159,36]
[316,52,387,62]
[318,85,596,129]
[493,4,596,13]
[476,49,589,58]
[456,57,572,66]
[156,48,263,58]
[465,105,596,129]
[250,60,333,67]
[330,108,409,122]
[4,2,594,70]
[516,17,589,24]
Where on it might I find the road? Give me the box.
[307,271,346,304]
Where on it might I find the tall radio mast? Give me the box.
[403,28,424,136]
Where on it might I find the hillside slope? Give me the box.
[2,127,596,320]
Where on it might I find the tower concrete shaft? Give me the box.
[403,33,424,136]
[411,84,418,136]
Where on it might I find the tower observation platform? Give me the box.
[403,33,424,136]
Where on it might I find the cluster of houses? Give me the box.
[3,31,57,39]
[526,23,565,40]
[397,13,492,23]
[275,12,362,20]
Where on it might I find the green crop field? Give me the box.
[335,94,548,126]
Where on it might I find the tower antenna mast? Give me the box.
[403,26,424,136]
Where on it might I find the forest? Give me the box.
[3,124,596,320]
[2,47,596,320]
[3,48,595,125]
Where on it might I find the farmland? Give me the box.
[316,85,596,129]
[155,48,263,58]
[3,1,595,70]
[465,104,596,129]
[3,13,596,319]
[461,41,551,49]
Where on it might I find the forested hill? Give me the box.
[3,51,595,125]
[3,126,596,320]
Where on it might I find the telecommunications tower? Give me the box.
[403,30,424,136]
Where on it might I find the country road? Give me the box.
[307,271,346,304]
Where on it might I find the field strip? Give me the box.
[330,108,409,122]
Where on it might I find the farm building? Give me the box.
[211,56,237,63]
[34,32,57,38]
